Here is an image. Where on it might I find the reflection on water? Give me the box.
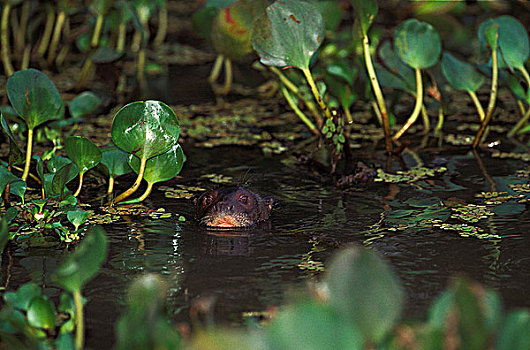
[1,146,529,348]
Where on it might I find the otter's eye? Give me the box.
[239,195,248,204]
[203,196,213,206]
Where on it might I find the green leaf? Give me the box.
[484,23,499,52]
[27,296,57,331]
[68,92,102,119]
[394,19,441,69]
[53,226,108,292]
[252,0,325,70]
[496,310,530,350]
[325,246,404,343]
[128,144,186,184]
[442,52,486,93]
[3,283,41,311]
[51,163,79,196]
[326,61,358,85]
[313,1,342,32]
[6,69,64,130]
[211,0,269,60]
[65,136,102,175]
[478,16,528,69]
[67,208,89,231]
[350,0,378,36]
[378,40,415,91]
[266,300,364,350]
[1,113,24,166]
[47,155,73,173]
[111,100,180,160]
[100,146,133,178]
[0,165,22,198]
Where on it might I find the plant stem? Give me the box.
[434,107,444,137]
[91,14,104,48]
[76,57,93,89]
[153,4,167,47]
[393,68,423,140]
[107,176,115,195]
[73,290,84,350]
[343,105,353,124]
[208,55,224,83]
[301,67,333,120]
[467,91,485,121]
[508,106,530,137]
[21,128,34,182]
[112,156,147,205]
[220,57,232,95]
[1,3,14,76]
[117,23,126,52]
[473,48,498,148]
[269,66,299,94]
[362,35,392,153]
[21,45,30,70]
[129,182,154,203]
[73,172,84,197]
[420,105,429,134]
[47,9,66,66]
[281,86,320,136]
[519,66,530,90]
[15,0,30,56]
[37,8,55,57]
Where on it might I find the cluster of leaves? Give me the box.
[196,0,529,162]
[1,0,168,86]
[1,68,185,245]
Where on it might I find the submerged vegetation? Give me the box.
[1,0,529,348]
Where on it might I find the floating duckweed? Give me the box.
[445,134,474,146]
[200,173,233,183]
[159,185,205,199]
[451,204,493,223]
[375,166,447,183]
[491,151,530,162]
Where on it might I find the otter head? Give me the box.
[194,186,274,228]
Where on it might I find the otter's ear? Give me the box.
[263,196,275,210]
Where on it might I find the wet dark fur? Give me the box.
[194,186,274,228]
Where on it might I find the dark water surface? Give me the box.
[4,144,529,349]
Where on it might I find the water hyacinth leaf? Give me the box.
[252,0,325,70]
[0,165,22,197]
[192,0,238,39]
[442,52,486,92]
[313,0,342,32]
[68,92,102,119]
[211,0,269,61]
[128,144,186,184]
[65,136,102,174]
[100,147,133,178]
[374,63,412,93]
[3,283,41,311]
[326,61,357,85]
[27,296,56,331]
[47,155,73,173]
[478,16,528,69]
[350,0,378,36]
[484,23,499,52]
[324,74,356,111]
[51,163,79,196]
[496,310,530,350]
[111,100,180,160]
[1,114,23,166]
[9,180,27,202]
[325,246,404,343]
[378,40,415,91]
[6,69,64,129]
[67,208,89,231]
[53,226,108,292]
[266,301,364,350]
[394,19,441,69]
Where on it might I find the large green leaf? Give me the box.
[0,165,23,199]
[266,300,363,350]
[394,19,441,69]
[128,143,185,184]
[27,296,56,331]
[1,113,23,166]
[3,283,41,311]
[111,101,180,160]
[350,0,377,36]
[378,40,415,92]
[442,52,486,93]
[313,1,342,32]
[68,91,102,119]
[53,226,108,292]
[252,0,325,70]
[478,16,528,70]
[100,147,133,178]
[51,163,79,197]
[496,310,530,350]
[65,136,102,175]
[211,0,269,60]
[192,0,238,40]
[6,69,64,130]
[324,246,404,343]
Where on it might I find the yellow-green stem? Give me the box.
[137,48,146,82]
[434,107,444,136]
[21,128,34,182]
[362,35,392,152]
[519,66,530,90]
[112,156,147,204]
[76,57,93,89]
[473,48,498,148]
[15,0,30,56]
[343,106,353,124]
[153,5,167,47]
[47,10,66,66]
[508,106,530,137]
[208,55,224,83]
[107,176,115,195]
[371,101,382,126]
[73,290,84,350]
[73,172,84,197]
[468,91,485,121]
[1,3,14,76]
[117,23,126,52]
[91,14,104,48]
[301,67,332,120]
[21,45,30,70]
[269,66,299,94]
[393,68,423,140]
[220,57,232,95]
[136,182,154,202]
[420,105,429,134]
[281,86,320,136]
[37,8,55,57]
